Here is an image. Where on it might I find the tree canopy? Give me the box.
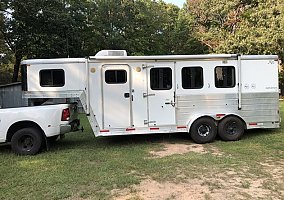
[0,0,283,84]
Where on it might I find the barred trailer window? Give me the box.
[105,70,127,84]
[215,66,235,88]
[182,67,203,89]
[40,69,65,87]
[150,68,172,90]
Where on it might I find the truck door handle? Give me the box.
[124,93,130,98]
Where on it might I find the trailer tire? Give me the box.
[190,117,217,144]
[11,127,43,155]
[218,116,244,141]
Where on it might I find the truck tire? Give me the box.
[11,127,43,155]
[190,117,217,144]
[218,116,244,141]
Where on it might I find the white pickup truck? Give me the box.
[0,103,79,155]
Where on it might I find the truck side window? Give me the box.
[150,68,172,90]
[215,66,235,88]
[105,70,127,84]
[40,69,65,87]
[182,67,203,89]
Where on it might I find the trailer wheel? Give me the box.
[11,127,43,155]
[218,116,244,141]
[190,117,217,144]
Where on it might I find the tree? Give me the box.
[1,0,89,82]
[85,0,206,56]
[186,0,284,60]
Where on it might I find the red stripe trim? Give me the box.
[100,130,109,132]
[126,128,136,131]
[216,114,226,118]
[177,126,187,129]
[249,123,257,126]
[150,127,160,130]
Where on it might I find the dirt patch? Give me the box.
[149,143,223,158]
[113,179,209,200]
[112,175,282,200]
[112,159,284,200]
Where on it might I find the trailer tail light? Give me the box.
[61,108,70,121]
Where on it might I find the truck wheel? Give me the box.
[190,117,217,144]
[218,116,244,141]
[11,127,43,155]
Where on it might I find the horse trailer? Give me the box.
[21,50,280,143]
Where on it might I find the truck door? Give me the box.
[146,63,176,126]
[102,65,132,128]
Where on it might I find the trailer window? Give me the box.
[105,70,127,84]
[40,69,65,87]
[150,68,172,90]
[182,67,203,89]
[215,66,235,88]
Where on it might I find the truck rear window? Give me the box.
[40,69,65,87]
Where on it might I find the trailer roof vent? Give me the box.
[95,50,127,57]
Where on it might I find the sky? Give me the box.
[163,0,185,8]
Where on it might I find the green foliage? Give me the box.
[187,0,284,59]
[1,0,283,84]
[85,0,205,55]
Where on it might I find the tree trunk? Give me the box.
[12,55,22,82]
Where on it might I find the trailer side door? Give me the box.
[146,63,176,126]
[102,65,132,128]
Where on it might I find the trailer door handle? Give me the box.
[124,93,130,98]
[165,100,175,107]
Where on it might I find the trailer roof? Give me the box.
[21,58,86,65]
[91,54,239,60]
[91,54,278,61]
[21,54,278,65]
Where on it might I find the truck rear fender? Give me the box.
[6,121,46,142]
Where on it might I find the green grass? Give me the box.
[0,103,284,200]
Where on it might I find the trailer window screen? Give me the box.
[40,69,65,87]
[105,70,127,84]
[215,66,235,88]
[150,68,172,90]
[182,67,203,89]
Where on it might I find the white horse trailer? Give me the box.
[21,50,280,143]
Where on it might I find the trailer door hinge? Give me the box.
[144,120,156,125]
[142,64,154,69]
[143,93,155,98]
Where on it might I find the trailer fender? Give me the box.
[217,114,247,130]
[186,115,216,133]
